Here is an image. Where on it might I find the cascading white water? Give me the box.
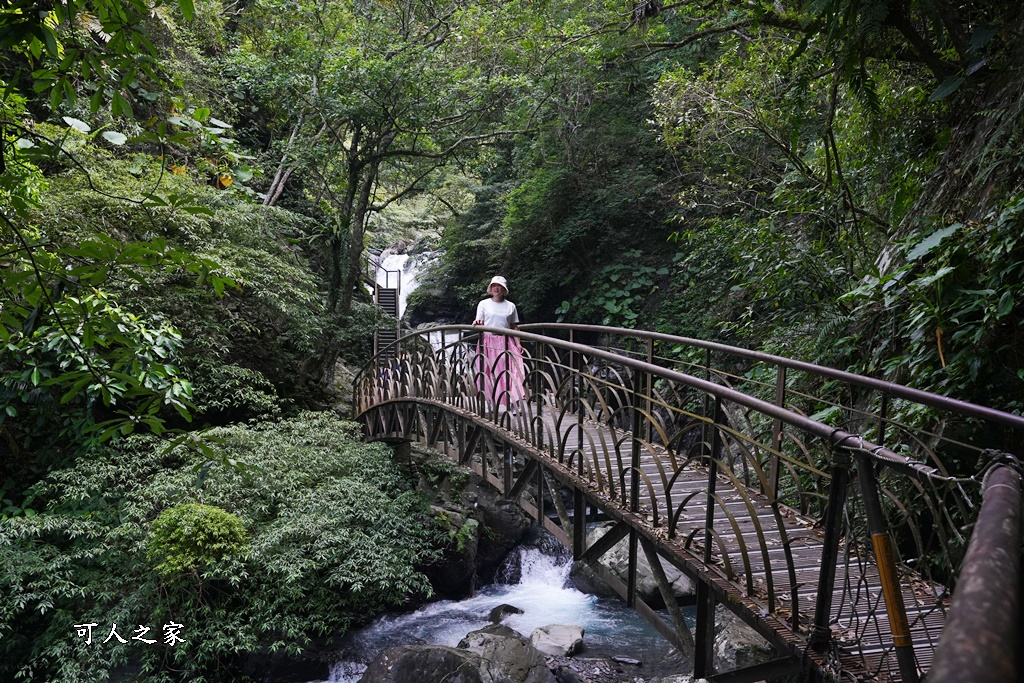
[374,248,436,320]
[318,545,680,683]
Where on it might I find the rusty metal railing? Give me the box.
[928,460,1022,683]
[353,324,1024,681]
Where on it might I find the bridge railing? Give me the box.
[354,324,1024,681]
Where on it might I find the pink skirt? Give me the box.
[476,333,526,406]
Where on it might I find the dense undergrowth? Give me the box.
[0,412,434,682]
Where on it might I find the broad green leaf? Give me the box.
[906,224,960,261]
[41,24,58,57]
[178,0,196,20]
[929,76,965,102]
[62,116,90,134]
[113,90,134,119]
[913,266,956,288]
[997,291,1014,317]
[101,130,128,145]
[50,83,63,112]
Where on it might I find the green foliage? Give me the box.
[433,512,478,553]
[0,0,199,119]
[0,412,434,681]
[556,251,668,327]
[841,196,1024,407]
[1,288,193,435]
[147,503,247,578]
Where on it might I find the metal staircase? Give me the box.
[364,252,401,360]
[375,286,399,358]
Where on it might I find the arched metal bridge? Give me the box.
[354,323,1024,683]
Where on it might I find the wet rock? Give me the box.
[470,482,532,580]
[458,624,556,683]
[573,523,695,608]
[712,605,772,673]
[236,649,331,681]
[611,655,641,666]
[549,663,586,683]
[567,561,620,599]
[489,603,525,623]
[530,624,585,657]
[359,644,485,683]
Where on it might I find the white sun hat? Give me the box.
[489,275,509,292]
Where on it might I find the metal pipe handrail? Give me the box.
[520,323,1024,432]
[928,463,1021,683]
[355,324,973,483]
[363,252,402,293]
[355,324,1022,680]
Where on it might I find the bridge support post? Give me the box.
[573,488,587,558]
[769,365,786,500]
[627,362,645,610]
[503,443,513,496]
[695,397,723,678]
[627,529,639,608]
[810,445,852,651]
[641,537,696,660]
[856,452,920,683]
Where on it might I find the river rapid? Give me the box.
[315,542,685,682]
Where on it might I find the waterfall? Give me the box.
[374,247,436,320]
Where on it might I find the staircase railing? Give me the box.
[363,252,402,358]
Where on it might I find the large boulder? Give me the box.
[458,624,556,683]
[565,561,619,599]
[569,523,694,608]
[420,506,479,599]
[712,606,773,674]
[359,644,485,683]
[467,482,532,579]
[529,624,585,657]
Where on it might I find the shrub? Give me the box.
[147,504,248,578]
[0,412,434,681]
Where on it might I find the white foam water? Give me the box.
[318,545,679,683]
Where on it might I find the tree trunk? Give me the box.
[337,129,397,315]
[338,159,379,315]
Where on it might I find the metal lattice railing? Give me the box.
[354,323,1024,682]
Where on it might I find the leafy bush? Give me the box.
[0,412,434,682]
[556,251,668,327]
[147,504,248,578]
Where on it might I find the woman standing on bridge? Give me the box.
[472,276,526,412]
